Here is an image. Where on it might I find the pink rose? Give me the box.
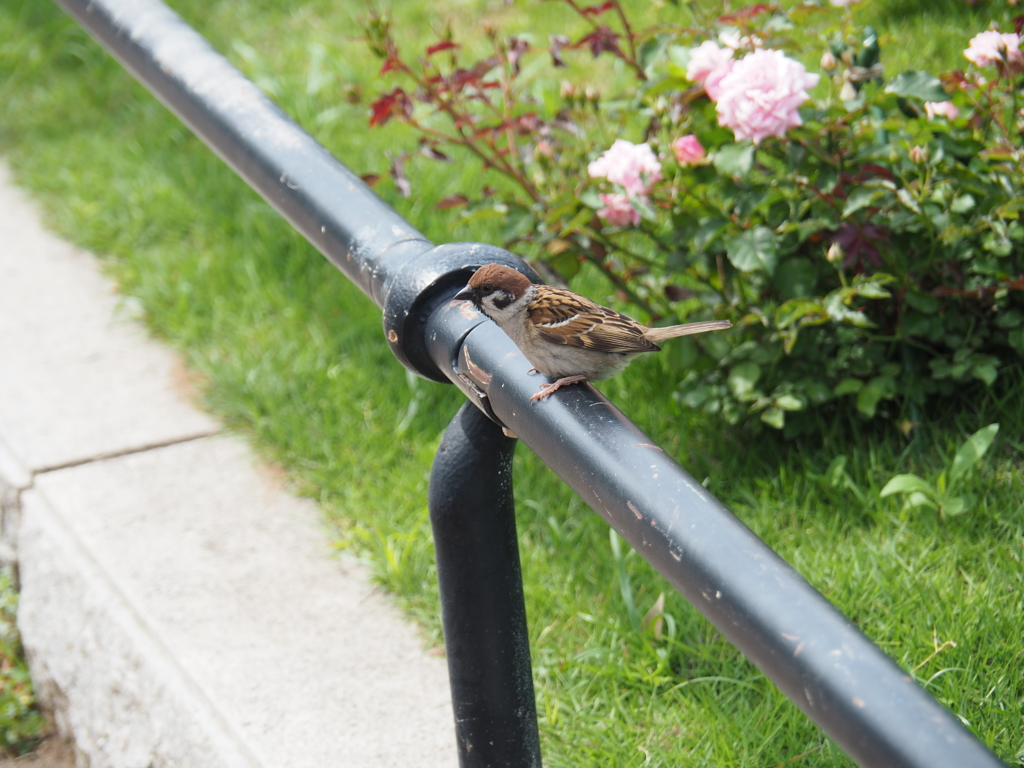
[597,193,640,227]
[964,30,1024,72]
[924,101,958,121]
[829,0,862,6]
[587,139,662,196]
[687,41,735,95]
[714,49,820,145]
[672,135,706,165]
[703,60,736,101]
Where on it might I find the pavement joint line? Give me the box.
[33,429,222,476]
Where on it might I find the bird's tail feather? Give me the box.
[644,319,732,344]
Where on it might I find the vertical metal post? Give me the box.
[428,403,542,768]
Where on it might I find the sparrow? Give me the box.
[453,263,732,402]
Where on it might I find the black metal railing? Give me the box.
[51,1,1008,766]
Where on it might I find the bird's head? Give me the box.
[454,263,534,319]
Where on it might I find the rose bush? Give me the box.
[364,3,1024,435]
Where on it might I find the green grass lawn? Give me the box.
[2,1,1023,766]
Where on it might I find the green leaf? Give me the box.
[843,185,887,218]
[834,377,863,396]
[549,250,582,281]
[852,278,892,300]
[693,217,730,252]
[774,394,805,411]
[905,490,939,511]
[995,309,1022,329]
[972,361,998,386]
[983,228,1012,256]
[905,291,939,314]
[641,74,691,98]
[1009,327,1024,355]
[949,423,999,483]
[896,188,921,214]
[666,44,690,71]
[638,34,672,73]
[856,374,896,418]
[950,194,976,214]
[941,496,967,517]
[760,407,785,429]
[775,217,837,241]
[561,205,598,235]
[727,362,761,401]
[880,473,936,498]
[578,190,604,210]
[885,71,949,102]
[824,292,873,327]
[775,297,825,329]
[677,382,713,409]
[500,204,536,242]
[631,195,659,222]
[774,258,817,300]
[713,143,755,178]
[804,380,833,404]
[726,227,778,274]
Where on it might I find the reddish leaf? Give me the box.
[665,285,696,302]
[853,164,895,184]
[581,1,616,17]
[379,57,402,75]
[509,112,542,135]
[449,58,498,92]
[342,84,362,104]
[718,4,770,23]
[551,111,580,136]
[418,140,451,162]
[507,37,529,74]
[550,34,570,68]
[574,26,623,59]
[369,88,411,127]
[831,222,890,270]
[1015,15,1024,36]
[360,173,381,187]
[426,40,460,56]
[389,155,411,197]
[436,194,469,210]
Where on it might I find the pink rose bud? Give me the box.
[820,51,837,71]
[826,241,845,264]
[924,101,958,121]
[672,135,706,166]
[909,145,928,164]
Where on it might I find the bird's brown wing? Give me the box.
[527,286,659,354]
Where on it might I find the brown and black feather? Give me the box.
[527,286,661,354]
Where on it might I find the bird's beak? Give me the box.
[453,285,475,302]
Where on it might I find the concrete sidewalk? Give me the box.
[0,159,457,767]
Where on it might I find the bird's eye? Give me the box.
[481,283,494,294]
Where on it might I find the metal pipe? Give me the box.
[429,404,542,768]
[425,301,1007,768]
[52,0,432,309]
